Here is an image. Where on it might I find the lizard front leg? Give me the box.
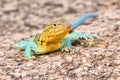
[24,44,32,59]
[60,38,73,52]
[24,40,40,59]
[11,40,38,59]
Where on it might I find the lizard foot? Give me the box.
[80,38,100,47]
[61,46,74,52]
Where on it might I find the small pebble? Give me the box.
[64,55,73,63]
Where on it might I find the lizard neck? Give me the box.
[38,27,71,51]
[33,28,71,52]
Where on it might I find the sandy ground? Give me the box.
[0,0,120,80]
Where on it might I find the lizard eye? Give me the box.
[52,23,58,28]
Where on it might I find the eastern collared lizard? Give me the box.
[11,13,101,59]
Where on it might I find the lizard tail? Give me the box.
[70,13,98,29]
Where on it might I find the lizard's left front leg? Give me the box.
[24,40,39,59]
[60,38,72,52]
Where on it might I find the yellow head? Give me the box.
[34,19,71,52]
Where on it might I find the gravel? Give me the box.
[0,0,120,80]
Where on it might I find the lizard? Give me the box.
[11,13,101,59]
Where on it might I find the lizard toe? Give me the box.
[61,47,72,52]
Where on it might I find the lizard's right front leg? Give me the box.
[24,40,39,59]
[11,40,37,59]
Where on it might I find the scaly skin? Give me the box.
[11,13,100,59]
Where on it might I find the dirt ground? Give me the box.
[0,0,120,80]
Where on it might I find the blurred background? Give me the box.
[0,0,119,35]
[0,0,120,80]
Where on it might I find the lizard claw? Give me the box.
[87,40,95,46]
[61,46,74,52]
[61,47,71,52]
[80,39,97,47]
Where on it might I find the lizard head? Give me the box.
[44,19,71,34]
[41,19,71,42]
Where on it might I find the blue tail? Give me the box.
[70,13,98,29]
